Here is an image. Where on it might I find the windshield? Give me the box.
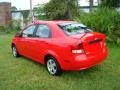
[58,22,92,35]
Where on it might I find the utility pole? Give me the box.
[30,0,33,20]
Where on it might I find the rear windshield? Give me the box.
[58,22,92,35]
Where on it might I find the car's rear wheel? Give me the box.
[46,56,62,75]
[12,45,20,57]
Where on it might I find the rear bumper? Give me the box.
[60,47,108,70]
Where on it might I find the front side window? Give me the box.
[22,25,36,38]
[58,22,92,35]
[36,25,51,38]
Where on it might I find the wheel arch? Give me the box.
[11,43,15,47]
[44,54,51,62]
[44,54,57,64]
[43,52,62,68]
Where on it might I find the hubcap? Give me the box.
[12,47,17,57]
[47,59,57,74]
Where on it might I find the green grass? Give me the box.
[0,33,120,90]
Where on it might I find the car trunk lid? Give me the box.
[70,32,106,56]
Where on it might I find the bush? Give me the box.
[75,7,120,44]
[0,26,5,32]
[0,20,21,34]
[0,26,13,34]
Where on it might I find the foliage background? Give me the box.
[75,8,120,44]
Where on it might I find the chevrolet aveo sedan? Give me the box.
[11,20,108,75]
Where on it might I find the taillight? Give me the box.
[71,43,84,54]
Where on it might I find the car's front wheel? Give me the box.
[12,45,20,57]
[46,57,62,76]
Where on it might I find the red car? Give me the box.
[11,20,108,75]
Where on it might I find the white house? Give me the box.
[11,11,24,28]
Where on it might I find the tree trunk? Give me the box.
[97,0,100,6]
[65,0,72,20]
[89,0,93,12]
[76,0,80,15]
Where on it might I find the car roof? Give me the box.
[32,20,87,28]
[32,20,75,24]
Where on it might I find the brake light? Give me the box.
[71,43,84,54]
[72,49,84,54]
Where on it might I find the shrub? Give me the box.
[0,26,13,34]
[0,26,5,32]
[0,20,21,34]
[75,7,120,44]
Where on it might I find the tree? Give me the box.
[21,10,30,26]
[33,4,46,20]
[11,6,17,11]
[44,0,79,20]
[101,0,120,7]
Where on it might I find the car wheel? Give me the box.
[46,57,62,76]
[12,45,20,57]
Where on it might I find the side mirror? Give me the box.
[15,32,22,37]
[22,33,33,38]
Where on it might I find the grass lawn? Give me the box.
[0,33,120,90]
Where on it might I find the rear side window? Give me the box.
[35,25,51,38]
[58,22,92,35]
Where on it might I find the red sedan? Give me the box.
[11,20,108,75]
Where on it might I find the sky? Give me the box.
[0,0,98,10]
[0,0,50,10]
[79,0,98,6]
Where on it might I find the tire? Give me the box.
[45,56,62,76]
[12,45,20,57]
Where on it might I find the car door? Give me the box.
[30,24,52,63]
[17,24,37,58]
